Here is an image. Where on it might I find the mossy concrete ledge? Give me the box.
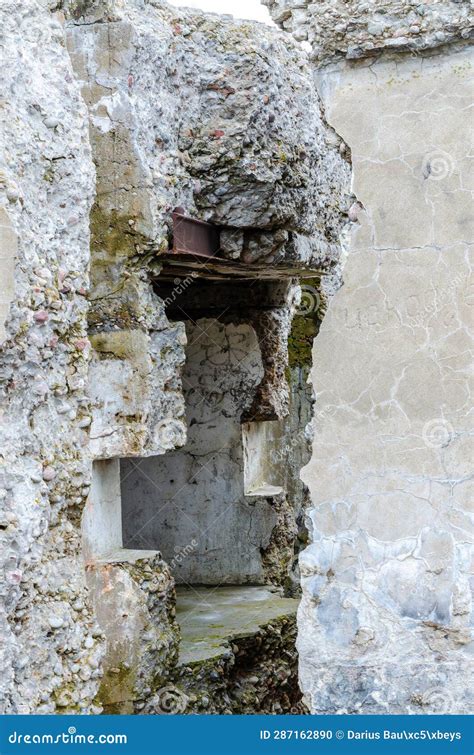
[140,587,307,715]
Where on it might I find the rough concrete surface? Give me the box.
[0,0,348,714]
[264,0,473,62]
[0,0,471,719]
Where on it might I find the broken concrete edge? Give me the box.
[151,610,305,715]
[262,0,474,66]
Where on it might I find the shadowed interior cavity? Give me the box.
[120,317,285,584]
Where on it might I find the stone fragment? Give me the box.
[48,615,64,630]
[42,467,56,482]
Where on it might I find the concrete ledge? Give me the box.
[176,586,299,665]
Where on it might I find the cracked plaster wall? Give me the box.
[298,48,473,713]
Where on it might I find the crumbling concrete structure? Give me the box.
[0,0,471,717]
[0,0,350,714]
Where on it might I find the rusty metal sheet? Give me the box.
[172,209,220,258]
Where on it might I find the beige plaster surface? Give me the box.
[300,48,473,714]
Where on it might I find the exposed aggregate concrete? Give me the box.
[0,0,349,714]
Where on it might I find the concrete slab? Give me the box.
[176,586,299,664]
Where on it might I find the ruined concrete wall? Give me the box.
[66,4,189,461]
[7,0,468,719]
[63,0,346,712]
[64,0,349,275]
[265,0,473,715]
[1,0,349,714]
[263,0,473,61]
[0,0,101,713]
